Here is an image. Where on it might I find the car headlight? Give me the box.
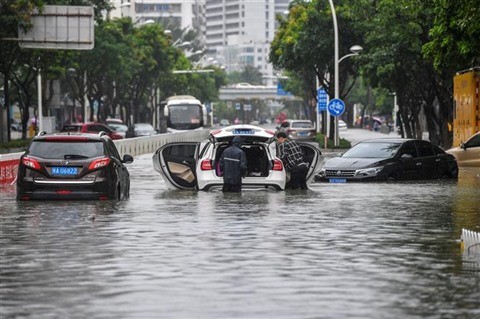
[318,168,326,177]
[355,166,383,177]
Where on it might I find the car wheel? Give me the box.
[386,175,396,182]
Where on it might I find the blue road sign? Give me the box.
[317,88,328,112]
[277,83,293,96]
[327,98,345,117]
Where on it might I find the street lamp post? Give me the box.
[328,0,362,146]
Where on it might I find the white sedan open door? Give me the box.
[152,142,200,190]
[299,142,324,186]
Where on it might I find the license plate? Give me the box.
[51,166,78,175]
[329,178,346,183]
[233,129,254,135]
[298,131,308,136]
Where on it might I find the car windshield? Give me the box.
[168,104,202,129]
[28,141,104,159]
[109,124,128,132]
[135,124,155,131]
[342,142,401,159]
[291,122,313,129]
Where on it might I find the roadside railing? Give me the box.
[0,129,210,186]
[461,228,480,257]
[461,228,480,272]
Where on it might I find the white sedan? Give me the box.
[152,125,324,191]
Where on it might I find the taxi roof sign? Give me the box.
[18,5,94,50]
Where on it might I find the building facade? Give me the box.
[110,0,291,85]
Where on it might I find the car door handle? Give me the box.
[416,162,422,166]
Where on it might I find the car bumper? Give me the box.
[16,179,117,200]
[197,170,286,191]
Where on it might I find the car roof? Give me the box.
[32,132,108,142]
[359,138,416,144]
[210,124,275,142]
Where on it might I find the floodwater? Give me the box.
[1,153,479,319]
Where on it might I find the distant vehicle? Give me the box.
[446,132,480,167]
[127,123,157,138]
[159,95,208,133]
[152,124,323,191]
[10,120,22,131]
[278,120,316,141]
[61,122,124,140]
[16,132,133,200]
[220,119,230,126]
[316,138,458,182]
[105,118,124,125]
[338,119,348,131]
[107,123,128,138]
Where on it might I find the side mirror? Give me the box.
[400,153,413,160]
[122,154,134,164]
[461,142,467,150]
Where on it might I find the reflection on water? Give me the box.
[1,154,479,318]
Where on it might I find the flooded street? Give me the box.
[1,152,479,318]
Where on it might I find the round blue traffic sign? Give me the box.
[327,98,345,117]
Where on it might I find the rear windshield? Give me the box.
[28,141,104,159]
[291,122,313,128]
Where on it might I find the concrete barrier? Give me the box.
[0,129,211,185]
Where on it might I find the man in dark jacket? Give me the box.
[219,136,247,192]
[276,131,308,190]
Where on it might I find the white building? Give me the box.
[109,0,203,30]
[109,0,291,85]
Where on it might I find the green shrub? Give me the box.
[315,133,351,149]
[0,138,31,154]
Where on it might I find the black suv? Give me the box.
[17,132,134,200]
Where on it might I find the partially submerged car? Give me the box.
[17,132,133,200]
[316,138,458,182]
[446,132,480,167]
[152,125,324,191]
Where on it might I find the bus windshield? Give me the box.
[168,104,203,130]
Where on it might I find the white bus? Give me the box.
[160,95,208,133]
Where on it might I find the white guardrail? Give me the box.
[0,130,211,185]
[113,129,210,157]
[461,228,480,257]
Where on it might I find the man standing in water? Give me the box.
[219,136,247,192]
[276,131,308,190]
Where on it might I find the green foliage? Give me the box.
[226,65,264,85]
[315,133,351,149]
[0,138,31,154]
[423,0,480,70]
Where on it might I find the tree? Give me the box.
[423,0,480,71]
[269,0,363,134]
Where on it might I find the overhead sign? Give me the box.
[327,98,345,117]
[317,87,328,113]
[277,83,292,96]
[18,5,94,50]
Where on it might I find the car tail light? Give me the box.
[201,159,213,170]
[264,130,275,136]
[22,157,41,170]
[210,130,222,136]
[88,157,111,170]
[272,159,283,171]
[98,195,109,200]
